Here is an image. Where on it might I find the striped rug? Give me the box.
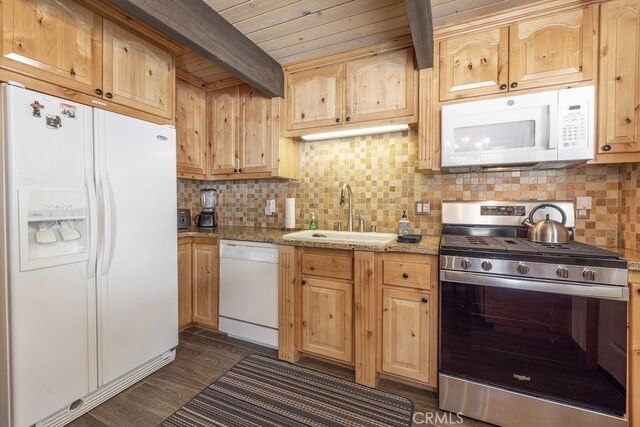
[162,354,413,427]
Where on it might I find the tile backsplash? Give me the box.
[620,162,640,251]
[178,130,629,249]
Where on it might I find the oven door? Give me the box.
[441,90,558,168]
[440,270,627,416]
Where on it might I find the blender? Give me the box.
[195,188,217,227]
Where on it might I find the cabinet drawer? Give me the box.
[301,252,353,280]
[383,259,432,290]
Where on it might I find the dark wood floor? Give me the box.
[69,327,490,427]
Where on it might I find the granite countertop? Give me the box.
[178,226,440,255]
[610,247,640,272]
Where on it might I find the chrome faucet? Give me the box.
[358,215,365,232]
[339,183,353,232]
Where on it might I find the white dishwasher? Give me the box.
[219,240,279,348]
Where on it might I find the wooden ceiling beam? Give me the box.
[404,0,434,69]
[107,0,284,97]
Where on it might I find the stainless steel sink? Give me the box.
[282,230,397,246]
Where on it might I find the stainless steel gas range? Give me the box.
[439,201,629,427]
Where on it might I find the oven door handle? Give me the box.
[441,270,629,301]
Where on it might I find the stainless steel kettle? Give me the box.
[521,203,573,244]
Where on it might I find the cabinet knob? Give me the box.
[95,88,103,96]
[500,84,507,90]
[301,280,307,285]
[602,144,612,152]
[421,297,429,304]
[106,92,113,99]
[300,113,305,119]
[335,118,341,123]
[234,168,238,173]
[402,272,409,279]
[510,82,518,89]
[238,168,242,173]
[346,116,351,122]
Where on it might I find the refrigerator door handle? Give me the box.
[98,169,114,276]
[86,170,98,279]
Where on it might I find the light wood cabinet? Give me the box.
[381,288,433,384]
[209,86,240,175]
[191,241,219,328]
[240,85,272,173]
[509,8,596,91]
[208,84,299,180]
[284,46,417,136]
[378,253,438,387]
[0,0,176,121]
[301,277,353,364]
[594,0,640,163]
[437,5,597,101]
[438,27,508,100]
[0,0,103,95]
[176,79,207,179]
[418,68,440,171]
[102,20,174,119]
[286,63,344,131]
[345,48,415,123]
[177,240,192,330]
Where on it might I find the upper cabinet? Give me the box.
[207,84,299,180]
[284,47,417,137]
[594,0,640,163]
[102,20,174,119]
[286,63,343,131]
[0,0,103,94]
[439,28,508,101]
[176,79,207,179]
[0,0,175,121]
[437,6,598,101]
[509,8,596,91]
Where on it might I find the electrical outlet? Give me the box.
[415,201,431,215]
[268,199,276,213]
[576,209,590,220]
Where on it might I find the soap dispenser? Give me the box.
[399,210,410,236]
[309,212,318,230]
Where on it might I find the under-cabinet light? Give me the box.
[300,124,410,141]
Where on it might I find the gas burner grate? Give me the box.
[466,237,490,245]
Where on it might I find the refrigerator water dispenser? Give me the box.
[18,189,89,271]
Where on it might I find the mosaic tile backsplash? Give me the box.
[178,130,629,249]
[620,162,640,251]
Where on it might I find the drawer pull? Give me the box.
[402,272,409,279]
[301,280,307,285]
[421,297,429,304]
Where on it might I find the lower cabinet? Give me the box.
[301,277,353,363]
[381,288,434,384]
[177,237,219,330]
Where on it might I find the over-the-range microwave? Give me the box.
[441,86,595,172]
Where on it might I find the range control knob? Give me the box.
[583,269,596,281]
[481,261,493,271]
[557,267,570,279]
[517,263,530,275]
[460,259,472,270]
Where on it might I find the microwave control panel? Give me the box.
[559,103,588,148]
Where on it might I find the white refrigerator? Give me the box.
[0,83,178,427]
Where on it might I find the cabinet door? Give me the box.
[286,63,343,131]
[301,277,353,363]
[192,243,219,328]
[239,85,272,173]
[0,0,102,94]
[382,288,433,384]
[509,7,597,91]
[176,79,207,178]
[438,27,509,101]
[102,20,174,119]
[177,242,192,330]
[597,0,640,157]
[345,48,416,123]
[209,86,240,175]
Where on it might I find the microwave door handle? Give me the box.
[441,270,629,301]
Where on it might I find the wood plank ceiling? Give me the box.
[177,0,543,88]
